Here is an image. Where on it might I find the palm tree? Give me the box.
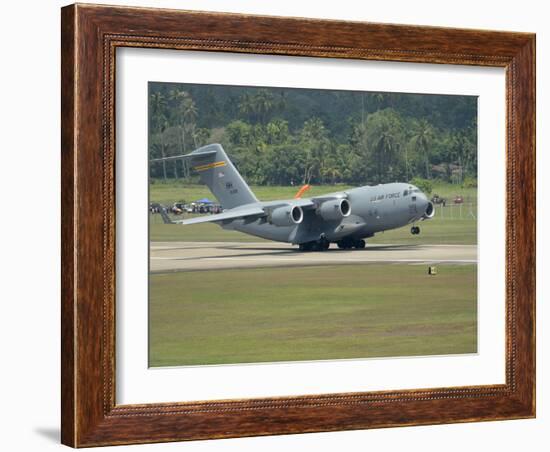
[410,119,433,179]
[168,89,189,154]
[252,90,275,124]
[149,92,168,180]
[448,129,475,184]
[353,120,369,159]
[150,91,166,112]
[372,93,386,110]
[300,118,329,184]
[151,142,169,179]
[373,130,396,183]
[192,127,211,149]
[321,161,342,184]
[276,91,287,115]
[182,98,198,148]
[157,115,169,180]
[168,89,199,154]
[183,98,197,121]
[238,93,255,121]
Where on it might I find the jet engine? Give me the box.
[270,205,304,226]
[317,199,351,221]
[423,201,435,219]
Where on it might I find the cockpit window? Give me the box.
[403,190,409,196]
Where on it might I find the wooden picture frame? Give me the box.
[61,3,535,447]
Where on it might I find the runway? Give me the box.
[150,241,477,272]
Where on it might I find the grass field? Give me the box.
[149,264,477,367]
[149,182,477,244]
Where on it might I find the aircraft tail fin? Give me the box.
[151,144,258,210]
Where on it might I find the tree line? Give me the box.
[148,82,477,187]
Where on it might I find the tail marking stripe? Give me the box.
[194,161,227,172]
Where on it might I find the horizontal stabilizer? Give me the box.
[173,206,265,225]
[150,149,217,163]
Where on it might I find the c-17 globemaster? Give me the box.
[152,143,434,251]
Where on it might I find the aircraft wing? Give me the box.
[167,206,266,225]
[265,193,347,211]
[288,198,316,209]
[309,192,348,203]
[281,193,348,209]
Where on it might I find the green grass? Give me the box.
[429,182,477,203]
[149,182,477,244]
[149,264,477,367]
[368,217,476,245]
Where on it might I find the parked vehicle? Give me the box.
[431,194,447,207]
[453,195,464,204]
[170,204,183,215]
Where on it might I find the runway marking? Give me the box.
[151,256,476,263]
[149,242,477,272]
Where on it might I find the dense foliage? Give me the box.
[148,82,477,187]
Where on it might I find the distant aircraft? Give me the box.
[152,143,434,251]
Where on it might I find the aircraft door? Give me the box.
[409,192,418,215]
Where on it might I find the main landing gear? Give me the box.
[336,238,366,250]
[298,237,367,251]
[299,238,330,252]
[411,226,420,235]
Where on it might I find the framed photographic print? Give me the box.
[61,3,535,447]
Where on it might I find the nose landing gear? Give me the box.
[411,226,420,235]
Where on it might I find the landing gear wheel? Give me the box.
[354,239,366,249]
[299,240,330,252]
[337,238,357,249]
[411,226,420,235]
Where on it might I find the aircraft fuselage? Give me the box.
[222,182,434,245]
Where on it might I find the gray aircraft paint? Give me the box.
[225,184,430,244]
[153,144,434,246]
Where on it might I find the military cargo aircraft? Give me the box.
[152,143,434,251]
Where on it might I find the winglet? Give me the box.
[294,184,311,199]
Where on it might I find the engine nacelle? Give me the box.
[270,205,304,226]
[317,199,351,221]
[423,201,435,219]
